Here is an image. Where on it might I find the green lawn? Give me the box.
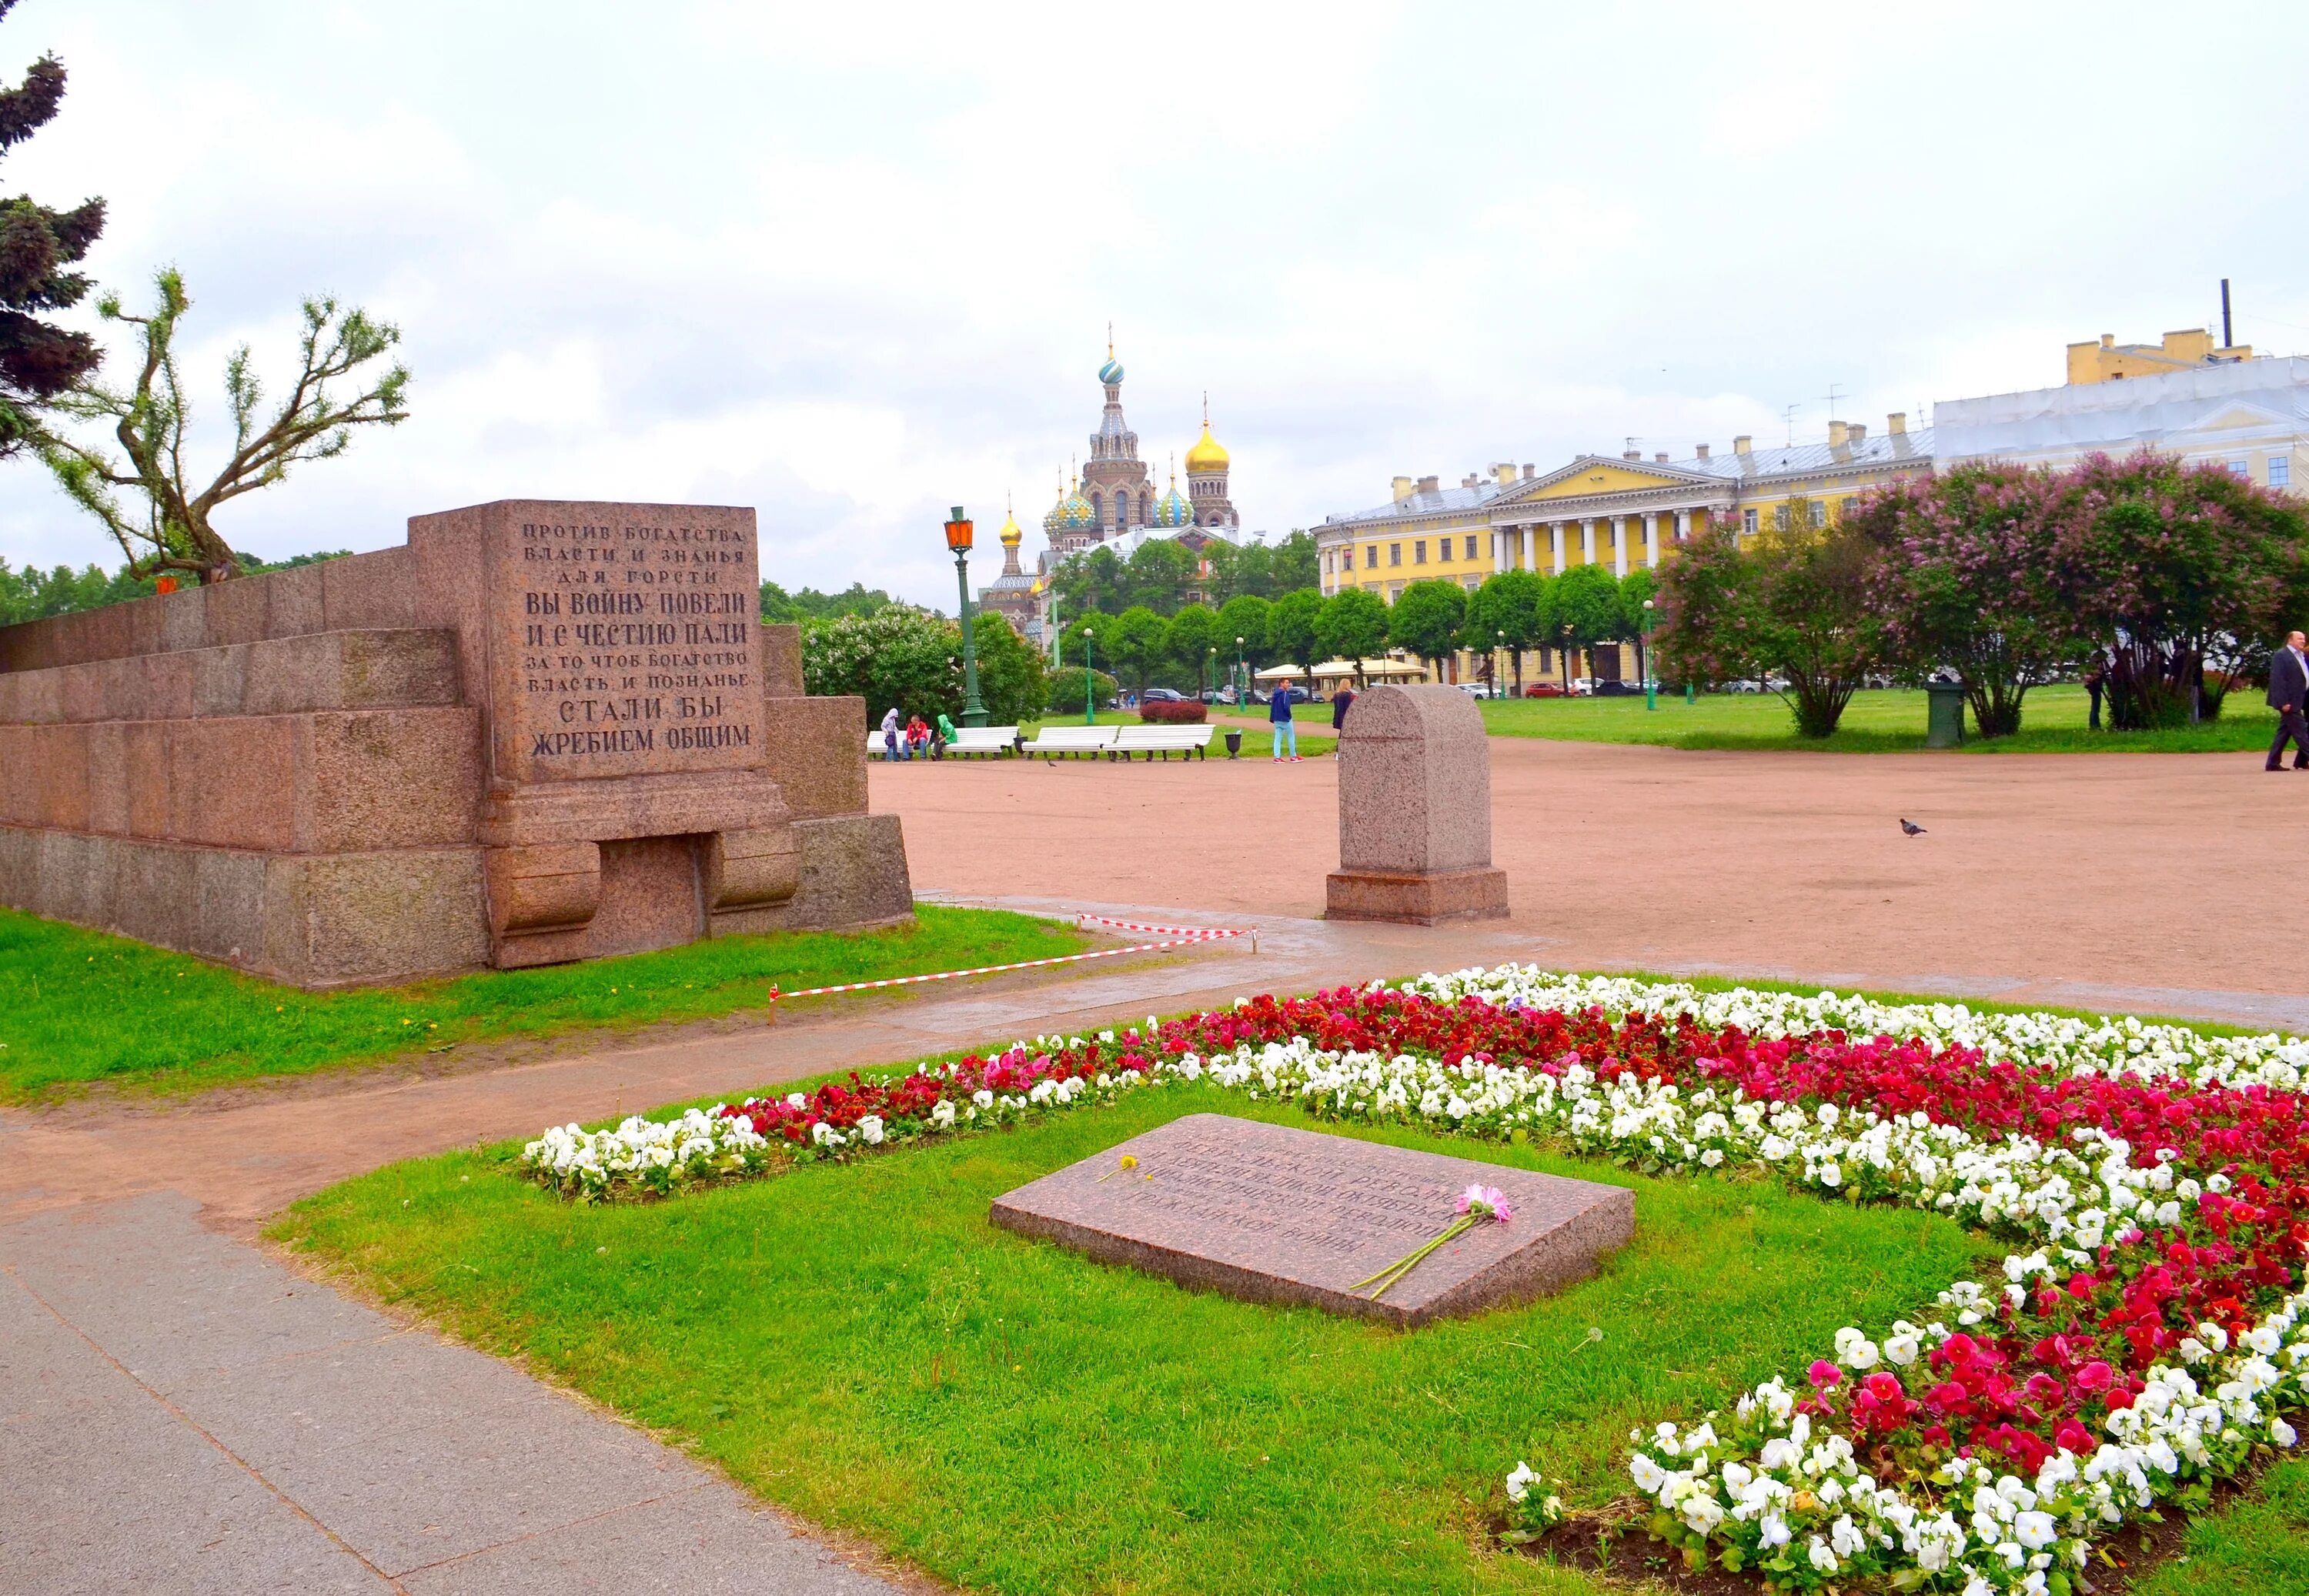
[0,904,1086,1101]
[2132,1460,2309,1594]
[1471,683,2278,753]
[280,1085,1996,1596]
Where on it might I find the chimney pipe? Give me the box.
[1847,422,1866,443]
[1654,452,1669,462]
[2222,277,2234,348]
[1391,475,1414,502]
[1622,448,1640,461]
[1695,443,1711,460]
[1828,419,1850,449]
[1521,462,1535,479]
[1886,412,1906,436]
[1733,435,1752,456]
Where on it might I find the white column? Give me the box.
[1519,525,1535,571]
[1612,516,1629,578]
[1579,519,1595,566]
[1494,529,1509,574]
[1675,509,1690,544]
[1550,522,1566,575]
[1641,512,1656,570]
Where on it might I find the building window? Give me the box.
[1387,582,1404,602]
[1773,504,1791,533]
[1743,508,1759,536]
[2228,458,2251,478]
[1389,543,1402,566]
[1809,501,1826,529]
[1464,534,1479,560]
[1462,575,1481,593]
[2274,456,2293,488]
[1414,539,1427,564]
[1364,544,1377,569]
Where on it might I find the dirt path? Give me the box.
[876,737,2307,1024]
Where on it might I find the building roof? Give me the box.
[1321,479,1509,529]
[1936,358,2309,463]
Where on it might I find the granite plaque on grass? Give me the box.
[988,1114,1633,1327]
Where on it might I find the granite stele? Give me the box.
[0,500,911,987]
[991,1114,1633,1327]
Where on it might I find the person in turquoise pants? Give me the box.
[1269,676,1300,761]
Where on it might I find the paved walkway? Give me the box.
[1,1194,906,1595]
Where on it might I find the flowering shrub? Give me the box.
[1138,699,1207,723]
[516,970,2309,1591]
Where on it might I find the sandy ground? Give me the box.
[877,738,2308,1023]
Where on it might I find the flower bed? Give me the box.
[518,970,2309,1592]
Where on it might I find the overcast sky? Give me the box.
[3,1,2306,608]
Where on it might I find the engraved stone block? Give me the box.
[991,1114,1632,1327]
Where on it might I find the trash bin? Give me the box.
[1224,728,1243,758]
[1925,680,1966,748]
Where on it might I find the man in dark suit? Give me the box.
[2268,629,2309,770]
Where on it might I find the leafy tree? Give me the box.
[760,580,892,623]
[1464,569,1545,691]
[1044,665,1118,715]
[0,557,144,623]
[41,269,409,580]
[1123,538,1196,616]
[801,606,961,726]
[1058,609,1114,680]
[1388,579,1465,678]
[1656,506,1883,737]
[1048,544,1128,618]
[1266,587,1325,683]
[1616,566,1659,687]
[0,8,103,459]
[1551,563,1622,683]
[1315,587,1389,686]
[971,609,1046,726]
[1845,462,2069,736]
[1104,604,1169,697]
[1265,531,1319,594]
[1163,603,1220,694]
[2050,449,2309,727]
[1216,593,1273,668]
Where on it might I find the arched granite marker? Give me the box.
[1326,683,1509,924]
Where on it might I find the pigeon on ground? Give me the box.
[1900,819,1926,836]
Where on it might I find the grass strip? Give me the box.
[279,1084,1994,1596]
[0,903,1086,1101]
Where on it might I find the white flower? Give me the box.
[1505,1461,1536,1503]
[857,1115,885,1145]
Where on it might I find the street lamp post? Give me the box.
[1205,643,1216,700]
[1235,634,1246,708]
[1495,629,1505,700]
[944,506,987,728]
[1642,598,1657,711]
[1081,628,1096,725]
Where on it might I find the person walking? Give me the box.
[2267,629,2309,771]
[1330,684,1356,735]
[2083,656,2105,732]
[1269,676,1300,762]
[880,705,904,762]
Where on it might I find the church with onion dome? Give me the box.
[978,340,1242,643]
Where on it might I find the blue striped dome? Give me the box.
[1098,356,1124,385]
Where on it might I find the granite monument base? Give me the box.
[1325,865,1509,925]
[990,1114,1632,1327]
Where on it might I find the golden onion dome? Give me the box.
[1184,420,1228,472]
[997,507,1024,546]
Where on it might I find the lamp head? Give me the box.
[1642,598,1655,611]
[944,506,974,553]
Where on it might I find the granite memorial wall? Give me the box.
[0,499,911,987]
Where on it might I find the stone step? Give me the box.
[0,627,460,725]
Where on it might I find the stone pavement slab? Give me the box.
[0,1193,901,1596]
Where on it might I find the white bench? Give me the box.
[1111,724,1213,761]
[1025,724,1118,760]
[946,725,1018,758]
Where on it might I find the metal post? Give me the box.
[1082,629,1096,725]
[954,548,987,728]
[1642,599,1656,710]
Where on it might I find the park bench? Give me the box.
[946,725,1018,758]
[1025,724,1118,760]
[1109,725,1213,761]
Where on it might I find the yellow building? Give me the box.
[1315,415,1934,682]
[2066,328,2252,386]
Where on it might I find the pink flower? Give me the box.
[1456,1184,1512,1224]
[1809,1360,1843,1389]
[2074,1361,2114,1394]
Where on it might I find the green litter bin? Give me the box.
[1925,680,1966,748]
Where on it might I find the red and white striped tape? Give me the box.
[766,917,1251,1004]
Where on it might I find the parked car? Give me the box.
[1523,683,1568,699]
[1141,687,1185,703]
[1252,686,1312,706]
[1566,677,1599,696]
[1593,679,1638,697]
